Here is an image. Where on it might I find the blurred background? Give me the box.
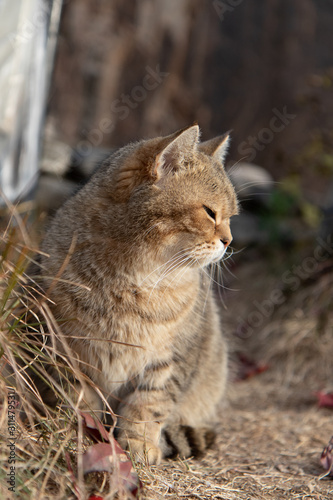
[2,0,333,249]
[1,0,333,449]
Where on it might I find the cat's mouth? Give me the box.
[190,244,227,267]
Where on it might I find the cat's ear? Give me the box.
[154,125,200,180]
[110,126,199,201]
[199,132,230,164]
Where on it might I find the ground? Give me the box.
[138,378,333,500]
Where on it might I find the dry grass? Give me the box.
[0,203,80,499]
[0,203,134,499]
[1,202,332,499]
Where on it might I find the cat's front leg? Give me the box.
[116,388,175,464]
[116,363,180,465]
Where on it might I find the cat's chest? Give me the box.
[81,272,202,391]
[97,341,166,395]
[96,270,201,332]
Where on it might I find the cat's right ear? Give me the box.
[153,125,200,181]
[198,132,231,165]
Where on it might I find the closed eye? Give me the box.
[203,205,216,220]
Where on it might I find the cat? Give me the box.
[34,125,238,464]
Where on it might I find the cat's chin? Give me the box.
[195,256,221,268]
[195,250,226,267]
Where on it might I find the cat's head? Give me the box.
[98,125,239,269]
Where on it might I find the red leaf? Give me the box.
[82,442,122,474]
[80,411,112,443]
[118,460,141,496]
[316,392,333,408]
[79,412,141,496]
[88,496,104,500]
[82,442,141,495]
[320,436,333,476]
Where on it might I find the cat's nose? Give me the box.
[217,221,232,249]
[220,237,232,248]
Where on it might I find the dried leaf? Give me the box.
[320,436,333,476]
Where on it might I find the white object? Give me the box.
[0,0,62,203]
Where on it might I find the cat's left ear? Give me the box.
[154,125,200,180]
[198,132,230,165]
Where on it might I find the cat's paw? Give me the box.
[161,425,216,459]
[118,436,162,465]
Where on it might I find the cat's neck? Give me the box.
[135,259,199,291]
[106,255,199,292]
[86,233,198,290]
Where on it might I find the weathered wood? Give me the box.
[47,0,333,179]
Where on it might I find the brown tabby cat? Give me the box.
[37,125,238,464]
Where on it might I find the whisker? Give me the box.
[138,247,194,286]
[235,180,278,195]
[198,260,239,292]
[201,263,214,313]
[146,256,193,304]
[160,258,194,298]
[220,252,237,280]
[216,263,226,307]
[226,245,245,256]
[153,256,190,286]
[151,248,195,283]
[226,156,249,175]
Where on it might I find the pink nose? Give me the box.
[220,238,231,248]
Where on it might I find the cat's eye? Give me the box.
[203,205,216,220]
